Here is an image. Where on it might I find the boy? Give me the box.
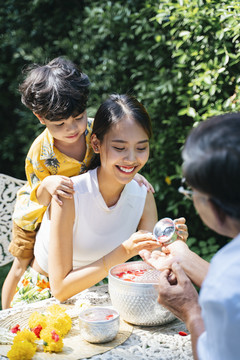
[2,57,93,308]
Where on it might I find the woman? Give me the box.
[11,94,187,305]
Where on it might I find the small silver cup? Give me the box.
[153,217,177,245]
[79,307,120,343]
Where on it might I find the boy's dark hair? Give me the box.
[182,112,240,219]
[19,57,90,121]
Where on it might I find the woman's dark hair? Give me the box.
[182,112,240,219]
[89,94,152,169]
[19,57,90,121]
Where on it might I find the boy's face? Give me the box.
[36,111,88,144]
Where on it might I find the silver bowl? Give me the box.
[79,306,120,343]
[108,261,176,326]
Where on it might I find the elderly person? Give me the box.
[140,113,240,360]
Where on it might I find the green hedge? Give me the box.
[1,0,239,260]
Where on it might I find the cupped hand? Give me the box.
[123,230,159,258]
[139,240,190,271]
[139,248,172,271]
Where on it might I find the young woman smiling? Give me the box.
[11,94,188,305]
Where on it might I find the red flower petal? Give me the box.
[105,314,114,320]
[179,331,188,336]
[31,324,43,338]
[11,324,20,333]
[51,330,60,342]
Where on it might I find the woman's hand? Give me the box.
[173,217,188,242]
[122,230,159,258]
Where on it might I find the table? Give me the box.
[0,285,193,360]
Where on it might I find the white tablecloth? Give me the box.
[0,285,193,360]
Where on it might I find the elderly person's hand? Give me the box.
[140,238,210,288]
[158,263,205,360]
[139,240,190,271]
[139,240,190,285]
[157,262,201,323]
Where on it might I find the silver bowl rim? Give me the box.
[109,260,161,286]
[79,306,120,324]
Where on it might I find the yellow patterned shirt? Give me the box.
[13,118,94,231]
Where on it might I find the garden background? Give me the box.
[1,0,240,307]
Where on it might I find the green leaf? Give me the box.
[178,108,188,116]
[203,75,212,85]
[187,107,197,117]
[179,30,191,37]
[223,53,229,65]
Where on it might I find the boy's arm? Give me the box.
[1,257,32,309]
[24,141,74,206]
[25,143,74,206]
[25,146,52,205]
[36,175,75,206]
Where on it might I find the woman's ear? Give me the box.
[91,134,100,153]
[34,113,45,125]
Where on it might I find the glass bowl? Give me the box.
[108,261,176,326]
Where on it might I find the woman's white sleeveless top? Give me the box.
[34,168,147,273]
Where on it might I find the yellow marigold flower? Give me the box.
[165,176,171,185]
[28,311,47,330]
[46,312,72,337]
[13,329,37,347]
[47,304,67,314]
[7,340,36,360]
[40,327,63,353]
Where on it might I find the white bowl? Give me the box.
[108,261,176,326]
[79,306,120,343]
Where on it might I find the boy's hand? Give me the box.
[133,173,155,193]
[43,175,75,206]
